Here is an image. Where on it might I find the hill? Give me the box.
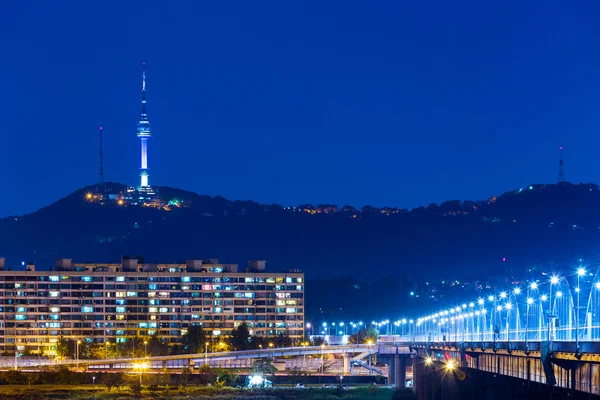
[1,181,599,320]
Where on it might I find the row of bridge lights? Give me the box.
[417,267,593,344]
[319,319,415,335]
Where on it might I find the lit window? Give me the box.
[149,307,157,313]
[49,276,59,282]
[16,307,25,312]
[116,292,125,298]
[49,292,60,297]
[182,277,190,283]
[82,306,93,313]
[159,307,169,313]
[116,307,126,313]
[116,277,125,282]
[15,315,26,320]
[50,307,59,313]
[50,314,60,320]
[82,276,92,282]
[126,291,138,297]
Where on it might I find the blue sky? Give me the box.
[1,1,600,215]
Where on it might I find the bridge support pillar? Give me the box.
[391,355,406,388]
[188,359,194,371]
[162,360,167,371]
[411,356,418,394]
[342,354,351,374]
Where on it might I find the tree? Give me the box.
[22,345,33,357]
[56,335,74,359]
[349,327,378,344]
[229,322,251,350]
[148,332,169,356]
[274,333,292,348]
[311,336,326,346]
[181,325,206,354]
[252,358,277,376]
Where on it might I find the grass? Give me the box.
[0,385,412,400]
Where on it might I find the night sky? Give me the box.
[2,1,600,216]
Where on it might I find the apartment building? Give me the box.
[0,257,304,355]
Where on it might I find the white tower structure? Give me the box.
[137,63,152,188]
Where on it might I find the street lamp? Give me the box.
[321,344,325,374]
[549,276,559,342]
[576,267,586,353]
[302,341,308,368]
[143,340,148,358]
[76,340,81,364]
[205,341,209,366]
[133,362,148,385]
[105,341,110,359]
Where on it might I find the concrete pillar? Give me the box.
[189,359,195,371]
[342,354,351,375]
[162,360,167,371]
[441,369,457,400]
[411,357,418,394]
[394,355,406,388]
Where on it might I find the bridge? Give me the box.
[403,269,600,398]
[17,344,403,374]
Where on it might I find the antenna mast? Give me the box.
[558,146,565,183]
[99,126,105,185]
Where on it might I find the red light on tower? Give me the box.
[502,257,506,262]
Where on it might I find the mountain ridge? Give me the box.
[1,180,599,280]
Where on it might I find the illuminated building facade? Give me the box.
[0,257,304,355]
[137,63,152,189]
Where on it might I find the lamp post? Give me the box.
[269,342,274,359]
[321,344,325,374]
[366,340,373,374]
[549,276,559,342]
[76,340,81,365]
[105,341,110,359]
[302,342,307,368]
[205,341,209,366]
[576,267,585,354]
[144,340,148,358]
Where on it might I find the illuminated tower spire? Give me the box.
[99,126,104,185]
[136,62,152,188]
[558,146,565,182]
